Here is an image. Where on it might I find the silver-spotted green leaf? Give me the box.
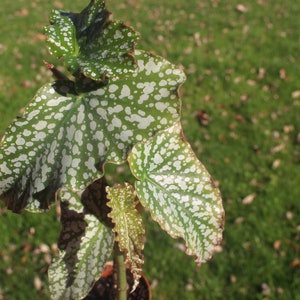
[49,187,114,300]
[45,10,79,58]
[107,183,145,291]
[45,0,139,80]
[128,122,224,264]
[0,50,184,212]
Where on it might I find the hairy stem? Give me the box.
[113,242,127,300]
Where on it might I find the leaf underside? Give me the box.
[128,122,224,264]
[107,183,145,291]
[0,50,185,212]
[49,184,114,300]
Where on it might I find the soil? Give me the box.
[83,267,151,300]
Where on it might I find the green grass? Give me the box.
[1,0,300,299]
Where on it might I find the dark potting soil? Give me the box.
[83,269,151,300]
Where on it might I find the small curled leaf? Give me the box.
[107,183,145,291]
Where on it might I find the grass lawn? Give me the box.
[1,0,299,299]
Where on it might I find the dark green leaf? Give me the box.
[45,10,78,58]
[0,50,185,212]
[45,0,139,80]
[128,122,224,263]
[49,186,114,300]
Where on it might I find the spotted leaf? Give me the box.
[49,187,114,300]
[128,122,224,263]
[0,50,185,212]
[45,10,78,58]
[45,0,139,80]
[107,183,145,291]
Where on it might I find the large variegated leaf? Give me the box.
[107,183,145,291]
[128,122,224,263]
[0,50,184,212]
[49,185,114,300]
[45,0,139,80]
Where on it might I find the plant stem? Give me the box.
[113,242,127,300]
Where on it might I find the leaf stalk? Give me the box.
[113,242,127,300]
